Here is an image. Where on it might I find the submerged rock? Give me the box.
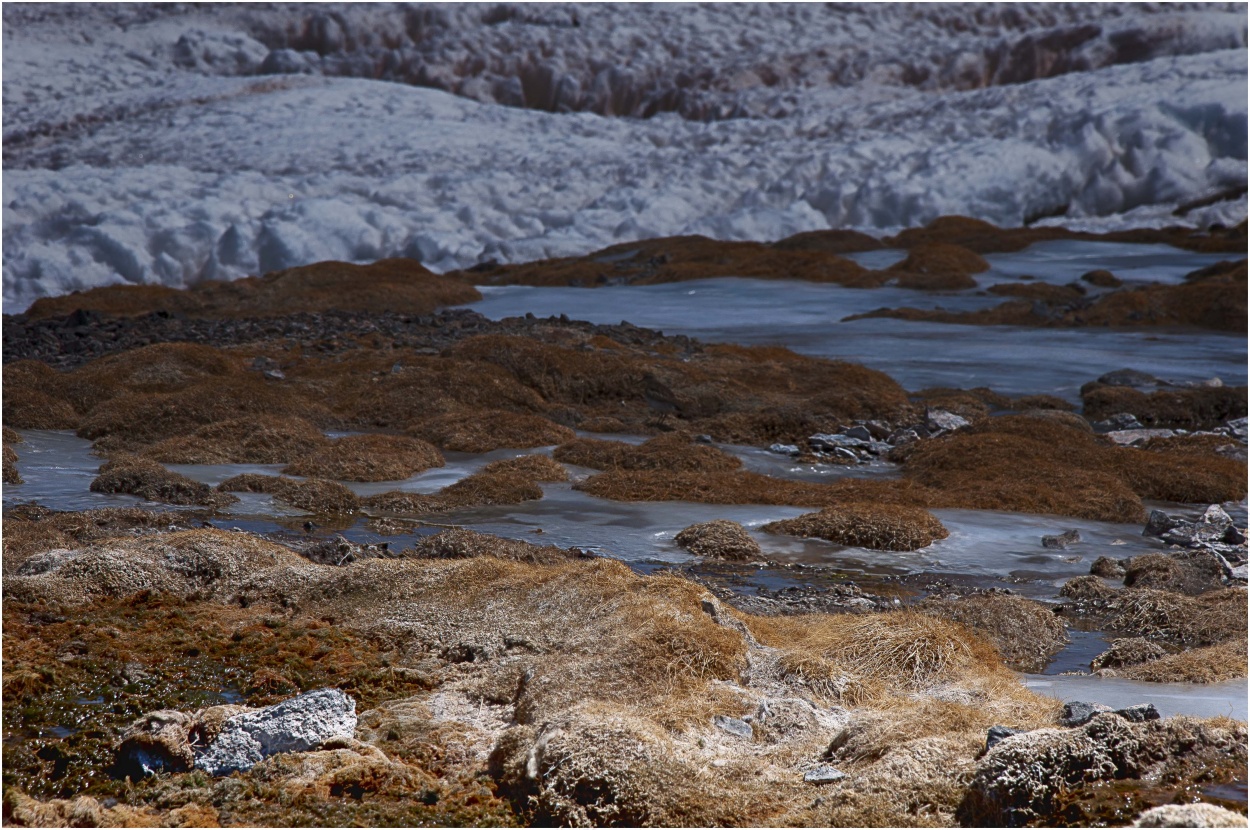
[1041,529,1081,549]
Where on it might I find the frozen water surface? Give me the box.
[1023,675,1248,722]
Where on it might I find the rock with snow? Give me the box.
[803,766,846,784]
[1104,428,1176,446]
[194,688,357,776]
[926,409,971,433]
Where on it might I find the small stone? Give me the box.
[712,715,753,739]
[1104,428,1174,446]
[926,409,970,432]
[694,434,714,444]
[985,725,1022,752]
[843,425,873,442]
[1114,703,1161,723]
[1042,529,1081,549]
[1089,556,1125,578]
[1093,412,1143,431]
[263,369,285,381]
[1226,417,1248,440]
[803,765,846,784]
[831,447,859,462]
[887,428,920,446]
[1059,700,1112,727]
[1097,369,1159,388]
[768,443,801,457]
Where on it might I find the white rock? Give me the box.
[194,688,357,776]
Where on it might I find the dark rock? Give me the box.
[1089,556,1126,578]
[1042,529,1081,549]
[1097,369,1160,389]
[1143,510,1179,537]
[768,443,800,456]
[1093,412,1143,431]
[1059,700,1112,727]
[712,715,753,739]
[985,725,1023,752]
[1113,703,1161,723]
[887,428,920,446]
[1160,504,1235,547]
[843,425,873,442]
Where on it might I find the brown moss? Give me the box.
[763,503,948,552]
[577,468,935,509]
[887,243,988,290]
[282,434,444,482]
[1081,269,1123,288]
[772,228,884,255]
[217,474,360,514]
[60,343,242,412]
[897,416,1245,522]
[1011,394,1077,412]
[3,443,21,486]
[478,454,568,482]
[3,361,79,429]
[845,299,1047,327]
[673,520,762,561]
[459,234,879,288]
[987,282,1085,303]
[25,258,482,320]
[554,432,741,473]
[141,416,328,464]
[1075,267,1247,331]
[362,455,566,515]
[1081,384,1247,430]
[407,410,574,453]
[919,593,1069,674]
[90,456,238,508]
[77,376,326,452]
[578,416,628,433]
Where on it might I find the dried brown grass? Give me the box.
[554,432,741,472]
[25,258,481,319]
[1113,639,1247,683]
[673,520,762,561]
[1081,384,1247,430]
[919,593,1069,674]
[1059,578,1247,647]
[763,503,949,552]
[407,410,574,453]
[141,415,328,464]
[888,243,988,290]
[90,456,237,507]
[282,434,444,482]
[217,474,360,514]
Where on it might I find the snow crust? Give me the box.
[3,3,1246,310]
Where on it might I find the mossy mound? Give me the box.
[3,428,22,485]
[919,593,1069,674]
[90,456,237,508]
[141,415,328,464]
[282,434,444,482]
[218,474,360,514]
[887,243,989,291]
[1058,577,1247,650]
[762,503,948,552]
[407,409,574,453]
[25,258,482,320]
[673,520,762,561]
[1081,384,1247,430]
[554,433,741,473]
[362,454,566,515]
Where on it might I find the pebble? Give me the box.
[712,715,753,739]
[803,766,846,784]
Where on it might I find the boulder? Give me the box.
[1059,701,1111,727]
[195,688,358,776]
[1089,556,1125,578]
[985,725,1023,752]
[926,409,971,432]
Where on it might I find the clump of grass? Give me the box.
[1112,640,1247,684]
[918,593,1069,674]
[1059,578,1247,648]
[554,432,741,472]
[888,243,988,290]
[218,474,360,514]
[90,456,237,508]
[141,415,328,464]
[763,503,949,552]
[673,520,762,561]
[1081,384,1247,430]
[407,410,574,453]
[282,434,444,482]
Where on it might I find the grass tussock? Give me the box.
[1122,552,1225,596]
[411,529,577,566]
[141,415,328,464]
[217,474,360,514]
[577,468,935,508]
[3,361,80,429]
[888,243,989,290]
[362,454,567,515]
[3,430,22,485]
[918,593,1069,674]
[554,432,741,472]
[1059,577,1247,647]
[763,503,949,552]
[1081,384,1247,430]
[282,434,444,482]
[407,410,574,453]
[458,234,878,288]
[90,456,238,508]
[673,520,762,561]
[1112,639,1247,684]
[895,416,1246,522]
[25,258,481,320]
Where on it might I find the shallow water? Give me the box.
[1023,675,1248,721]
[471,240,1244,400]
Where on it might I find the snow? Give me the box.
[3,3,1247,311]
